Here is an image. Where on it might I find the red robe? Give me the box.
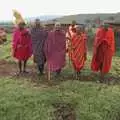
[12,28,32,61]
[69,33,87,72]
[91,27,115,73]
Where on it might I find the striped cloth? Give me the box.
[69,33,87,72]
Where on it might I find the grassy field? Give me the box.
[0,34,120,120]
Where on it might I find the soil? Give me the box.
[0,60,34,76]
[52,102,76,120]
[0,60,119,85]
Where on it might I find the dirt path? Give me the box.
[0,60,93,82]
[0,60,35,76]
[0,60,44,84]
[0,60,119,85]
[0,60,17,76]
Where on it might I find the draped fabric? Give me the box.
[12,28,32,61]
[30,27,48,65]
[69,33,87,72]
[91,27,115,73]
[44,30,66,72]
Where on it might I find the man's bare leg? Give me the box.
[55,69,61,76]
[18,60,22,73]
[99,64,104,83]
[38,64,44,75]
[76,71,81,79]
[23,60,28,73]
[100,72,105,83]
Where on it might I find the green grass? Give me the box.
[0,34,13,61]
[0,34,120,120]
[0,78,120,120]
[116,48,120,57]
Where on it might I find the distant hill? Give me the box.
[26,15,62,21]
[1,13,120,25]
[55,13,120,24]
[0,15,62,23]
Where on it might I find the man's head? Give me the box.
[75,25,82,33]
[18,22,26,29]
[35,18,40,27]
[55,22,61,30]
[102,22,109,31]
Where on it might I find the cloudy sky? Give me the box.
[0,0,119,20]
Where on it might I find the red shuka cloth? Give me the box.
[12,28,32,61]
[91,27,115,73]
[69,33,87,72]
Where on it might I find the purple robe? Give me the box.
[30,27,48,65]
[44,30,66,72]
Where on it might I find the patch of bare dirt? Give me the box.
[0,60,54,85]
[52,102,76,120]
[0,60,17,76]
[0,60,34,76]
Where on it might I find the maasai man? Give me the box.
[44,22,66,76]
[30,19,47,75]
[69,25,87,76]
[91,23,115,83]
[12,10,32,74]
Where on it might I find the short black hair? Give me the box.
[35,18,40,22]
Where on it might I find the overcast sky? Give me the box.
[0,0,119,20]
